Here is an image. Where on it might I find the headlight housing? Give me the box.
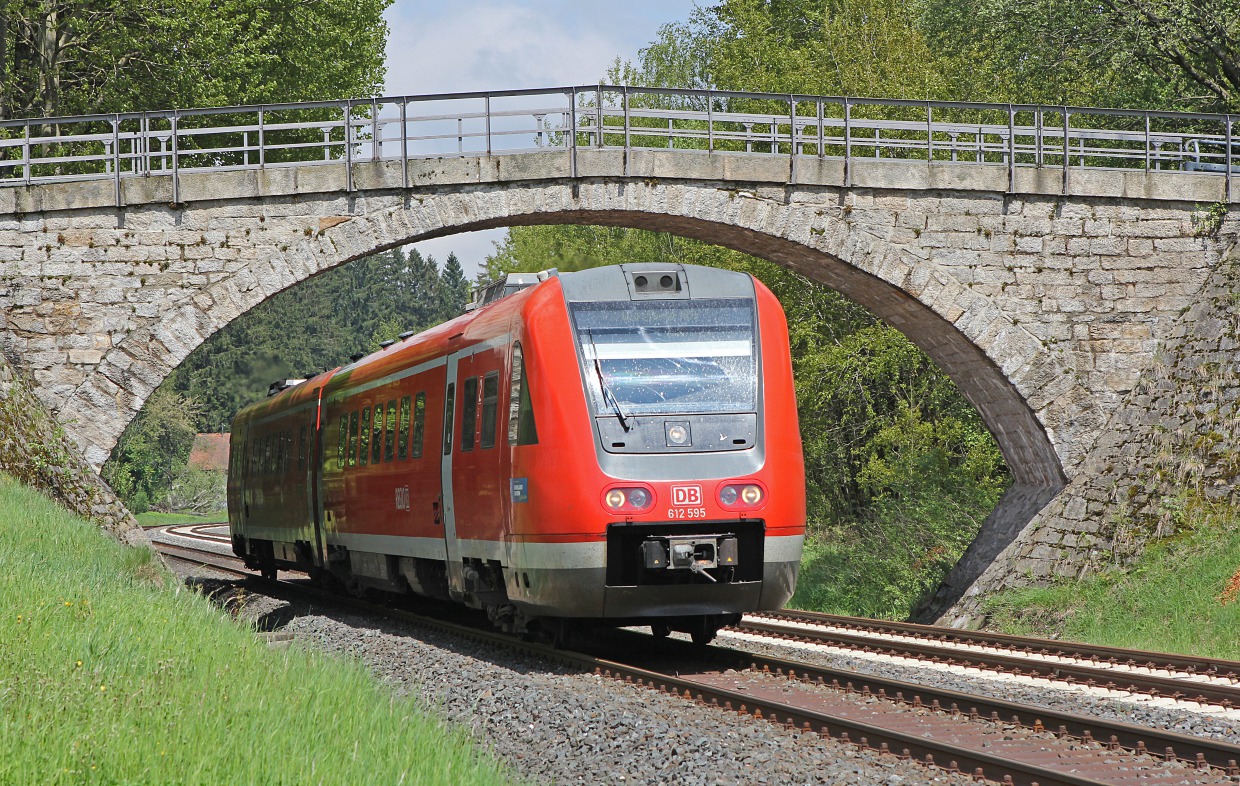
[717,481,766,511]
[602,485,656,514]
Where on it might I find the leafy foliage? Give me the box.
[0,0,390,119]
[101,388,199,514]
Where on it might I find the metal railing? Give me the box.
[0,85,1233,206]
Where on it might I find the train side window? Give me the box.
[398,396,411,460]
[372,404,383,464]
[460,376,478,452]
[508,342,539,446]
[348,410,359,467]
[359,407,371,466]
[298,424,308,471]
[412,392,426,458]
[263,434,272,474]
[442,383,455,455]
[480,372,499,449]
[384,400,396,462]
[338,416,348,469]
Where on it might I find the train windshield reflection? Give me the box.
[571,299,757,415]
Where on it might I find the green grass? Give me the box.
[134,509,227,528]
[983,500,1240,660]
[0,475,513,786]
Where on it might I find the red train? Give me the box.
[227,263,805,645]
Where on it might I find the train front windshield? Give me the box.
[571,299,757,415]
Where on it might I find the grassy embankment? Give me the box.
[0,474,513,786]
[983,499,1240,659]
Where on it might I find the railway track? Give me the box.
[151,527,1240,786]
[736,611,1240,709]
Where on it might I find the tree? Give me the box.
[0,0,390,120]
[1098,0,1240,111]
[102,388,199,513]
[440,252,471,317]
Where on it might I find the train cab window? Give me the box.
[461,376,478,452]
[384,400,397,462]
[412,392,426,458]
[348,410,360,467]
[338,416,348,469]
[480,372,499,449]
[359,407,371,466]
[398,396,411,459]
[442,383,455,455]
[298,424,308,471]
[371,404,383,464]
[508,342,539,446]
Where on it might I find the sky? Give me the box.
[384,0,700,278]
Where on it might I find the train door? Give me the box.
[307,393,326,570]
[440,353,465,600]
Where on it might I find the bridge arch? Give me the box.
[8,133,1220,616]
[70,179,1087,492]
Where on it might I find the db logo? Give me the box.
[671,485,702,506]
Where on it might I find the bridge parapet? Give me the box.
[0,85,1234,207]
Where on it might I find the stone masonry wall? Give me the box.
[0,349,141,543]
[938,215,1240,625]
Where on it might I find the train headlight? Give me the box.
[602,485,655,514]
[718,482,766,511]
[665,421,691,447]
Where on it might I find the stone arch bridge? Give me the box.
[1,86,1236,620]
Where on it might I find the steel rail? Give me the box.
[152,537,1239,784]
[737,618,1240,708]
[752,610,1240,680]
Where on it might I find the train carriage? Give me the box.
[228,263,805,644]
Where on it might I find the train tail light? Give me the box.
[602,485,655,514]
[718,482,766,510]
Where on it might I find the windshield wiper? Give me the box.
[587,330,631,432]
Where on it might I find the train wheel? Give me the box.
[651,623,671,638]
[689,618,718,647]
[550,619,578,650]
[260,564,277,581]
